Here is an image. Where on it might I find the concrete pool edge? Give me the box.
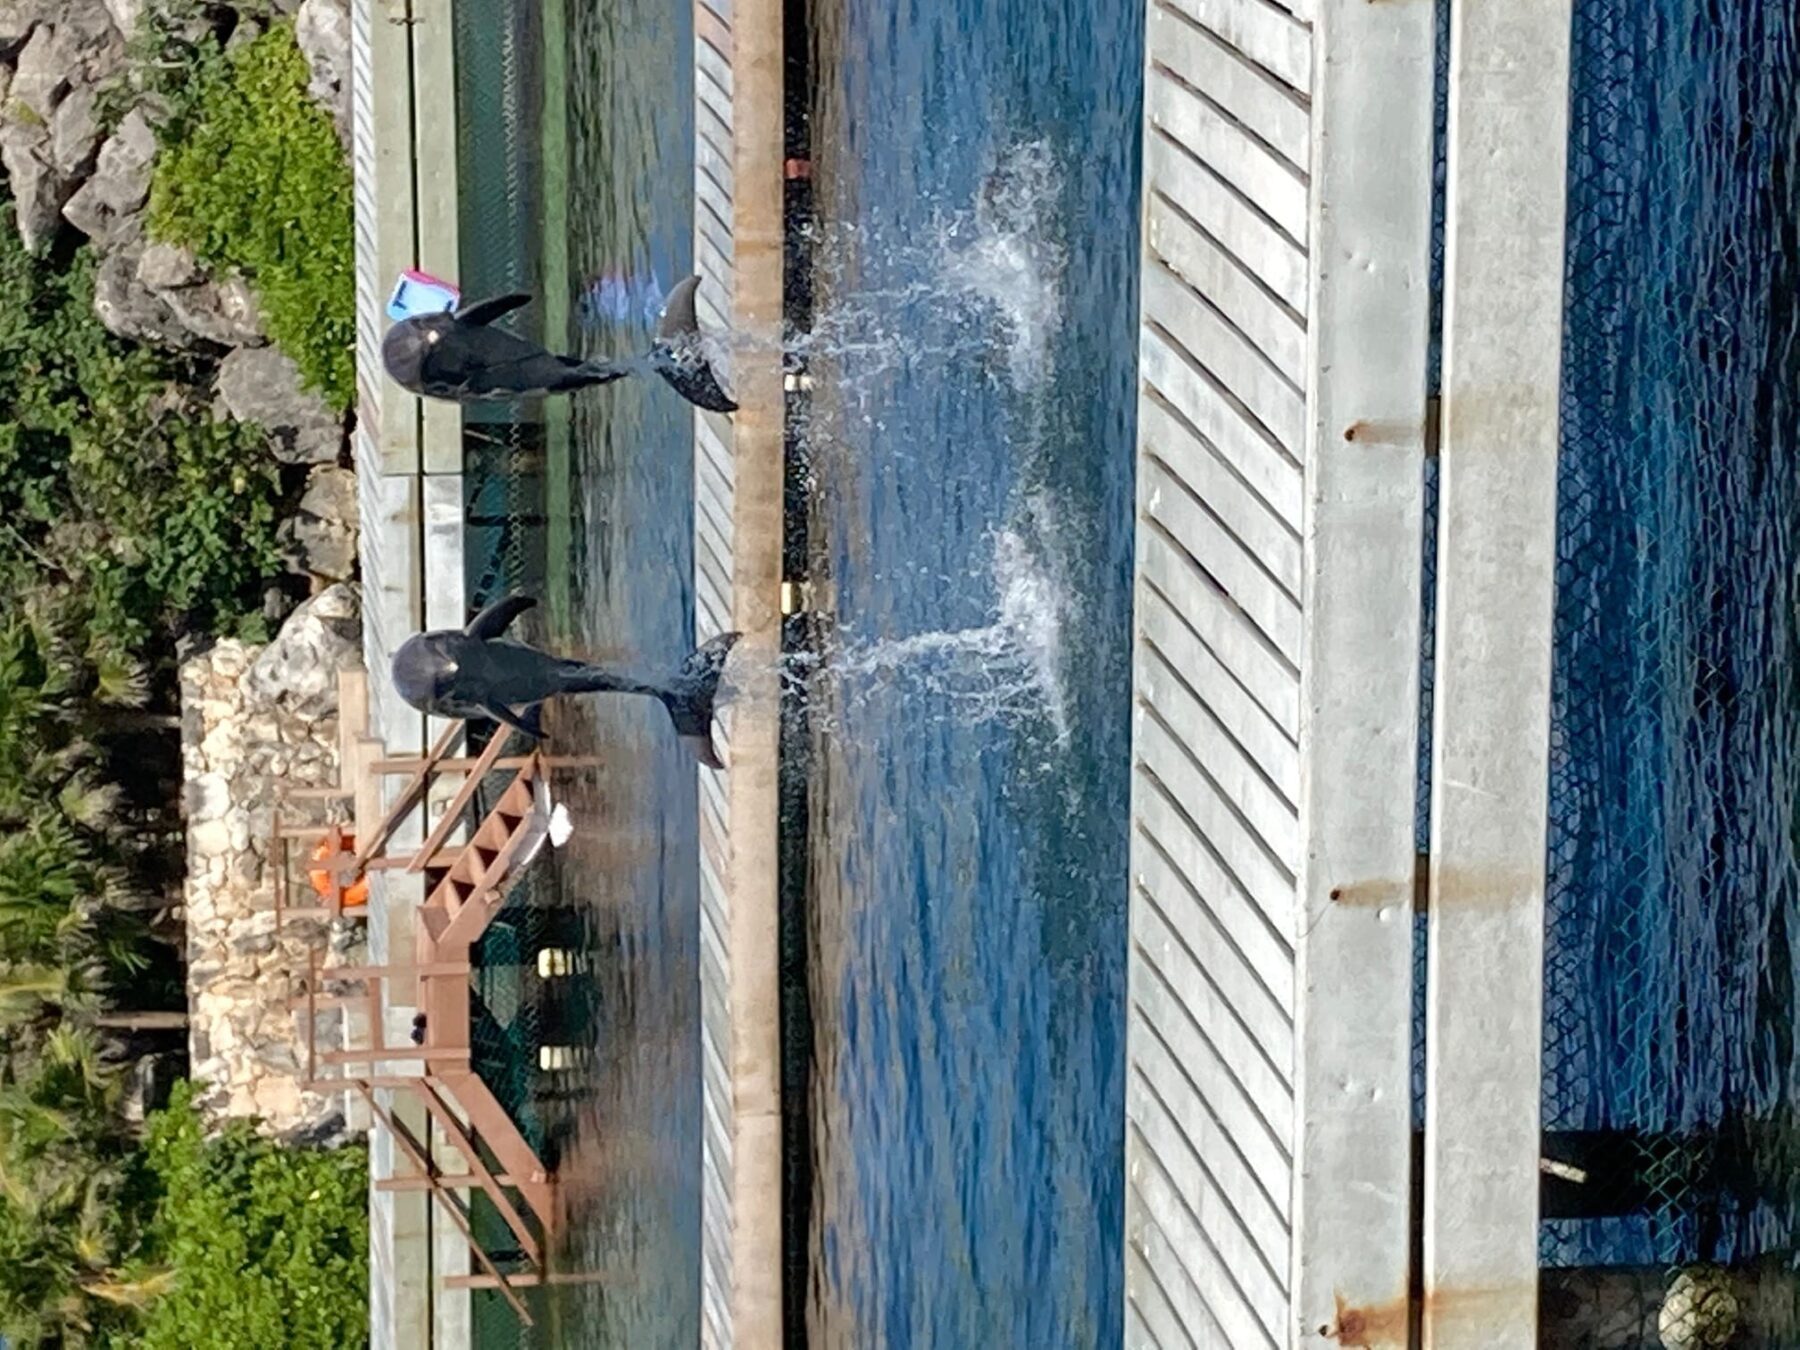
[693,0,788,1344]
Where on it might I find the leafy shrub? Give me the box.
[148,22,356,411]
[0,198,283,659]
[118,1083,368,1350]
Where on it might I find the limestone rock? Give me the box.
[295,0,350,139]
[136,240,197,290]
[0,2,36,59]
[243,583,361,718]
[180,611,367,1135]
[61,107,152,245]
[186,771,230,822]
[174,274,265,347]
[48,83,98,176]
[102,0,143,38]
[0,119,71,252]
[216,345,342,463]
[140,245,267,347]
[278,465,358,582]
[11,24,66,119]
[48,1,127,87]
[93,240,196,348]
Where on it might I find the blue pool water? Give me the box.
[477,0,1143,1341]
[798,0,1141,1344]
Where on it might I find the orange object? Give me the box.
[309,833,368,908]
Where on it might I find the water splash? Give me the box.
[941,139,1066,387]
[786,139,1067,393]
[793,518,1070,741]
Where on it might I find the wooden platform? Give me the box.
[351,0,469,1344]
[692,0,786,1346]
[1125,1,1572,1346]
[1126,1,1433,1346]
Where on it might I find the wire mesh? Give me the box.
[452,8,565,1340]
[1539,0,1800,1344]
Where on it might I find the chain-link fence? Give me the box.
[1539,0,1800,1344]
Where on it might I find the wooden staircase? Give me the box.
[420,757,546,952]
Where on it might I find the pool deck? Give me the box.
[351,0,471,1344]
[691,0,787,1346]
[1125,1,1571,1346]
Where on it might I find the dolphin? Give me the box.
[391,595,741,769]
[381,274,738,412]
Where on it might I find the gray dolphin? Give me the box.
[381,274,738,412]
[391,595,741,769]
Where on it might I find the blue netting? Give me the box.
[1539,0,1800,1339]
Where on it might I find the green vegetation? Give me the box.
[147,21,356,411]
[0,202,285,660]
[0,1082,368,1348]
[127,1084,368,1350]
[0,8,365,1346]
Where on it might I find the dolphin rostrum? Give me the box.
[391,595,741,769]
[381,274,738,412]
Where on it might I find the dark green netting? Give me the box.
[453,7,566,1342]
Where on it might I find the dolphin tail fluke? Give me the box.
[658,631,742,770]
[651,274,739,413]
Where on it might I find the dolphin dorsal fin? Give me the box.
[454,293,534,326]
[655,275,703,342]
[465,594,538,640]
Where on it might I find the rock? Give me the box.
[122,1053,176,1125]
[11,24,66,120]
[136,239,198,291]
[49,2,127,87]
[230,925,277,959]
[61,107,153,245]
[93,241,196,347]
[250,1038,300,1074]
[242,583,361,718]
[262,583,299,627]
[281,1110,349,1150]
[0,121,71,253]
[279,465,358,582]
[209,639,251,681]
[216,346,342,463]
[103,0,143,38]
[0,2,36,59]
[48,83,98,176]
[295,0,350,138]
[251,1076,301,1121]
[164,271,266,348]
[185,772,230,822]
[189,819,232,857]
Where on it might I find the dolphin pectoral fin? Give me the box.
[465,594,538,640]
[654,274,703,342]
[454,292,534,326]
[483,702,544,741]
